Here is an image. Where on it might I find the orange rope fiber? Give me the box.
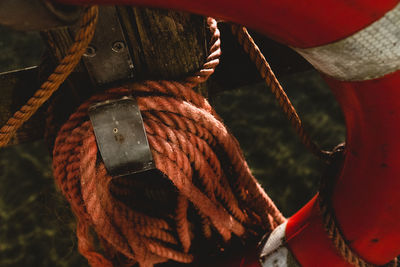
[318,145,398,267]
[0,6,98,147]
[52,18,285,266]
[232,25,330,162]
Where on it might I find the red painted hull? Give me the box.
[54,0,398,48]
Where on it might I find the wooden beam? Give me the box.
[39,7,209,148]
[0,10,313,146]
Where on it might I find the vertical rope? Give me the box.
[318,145,398,267]
[0,6,98,147]
[232,24,331,162]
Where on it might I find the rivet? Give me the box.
[112,41,125,53]
[83,45,96,57]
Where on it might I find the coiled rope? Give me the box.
[0,6,98,147]
[0,5,333,265]
[52,18,285,266]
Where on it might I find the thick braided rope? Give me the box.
[52,18,284,266]
[184,17,221,87]
[53,85,285,266]
[52,17,221,224]
[231,25,331,162]
[318,145,398,267]
[0,6,98,147]
[43,16,221,148]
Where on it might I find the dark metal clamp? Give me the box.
[89,97,155,177]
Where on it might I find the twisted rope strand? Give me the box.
[146,119,246,222]
[0,6,98,147]
[138,95,285,225]
[53,84,283,265]
[320,197,398,267]
[176,194,191,253]
[319,147,398,267]
[231,24,331,162]
[184,17,221,88]
[52,18,284,266]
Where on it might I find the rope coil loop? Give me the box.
[52,18,284,266]
[53,84,285,266]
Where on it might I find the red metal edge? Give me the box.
[286,195,354,267]
[53,0,398,48]
[286,71,400,266]
[327,70,400,264]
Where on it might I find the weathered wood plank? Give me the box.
[0,9,313,146]
[117,7,208,95]
[40,7,210,147]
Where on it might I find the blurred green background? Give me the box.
[0,23,345,266]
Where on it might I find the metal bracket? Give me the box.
[89,97,155,177]
[82,6,134,86]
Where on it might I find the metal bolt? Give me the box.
[112,41,125,53]
[83,45,96,57]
